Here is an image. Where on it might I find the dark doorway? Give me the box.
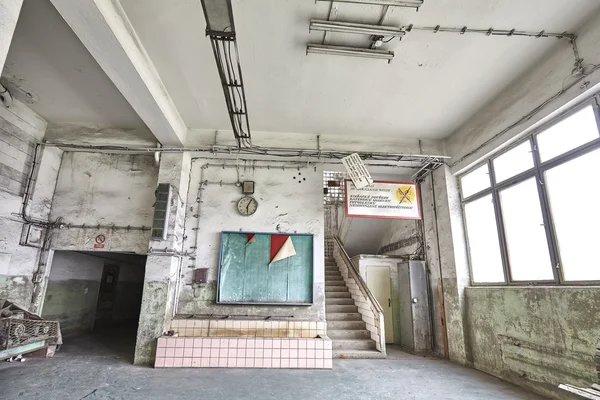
[42,251,146,363]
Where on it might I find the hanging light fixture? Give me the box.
[307,44,394,62]
[200,0,251,147]
[310,19,405,38]
[316,0,423,9]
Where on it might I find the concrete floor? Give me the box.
[0,328,546,400]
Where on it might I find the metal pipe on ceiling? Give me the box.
[310,19,405,37]
[402,25,575,40]
[316,0,423,9]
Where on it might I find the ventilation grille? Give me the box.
[323,171,345,205]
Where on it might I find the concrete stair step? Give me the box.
[325,291,352,298]
[327,320,366,330]
[326,304,358,313]
[326,312,363,321]
[324,273,343,278]
[324,280,346,287]
[325,298,355,305]
[332,339,376,350]
[333,350,386,359]
[327,330,371,340]
[324,277,344,283]
[325,286,349,292]
[325,268,339,273]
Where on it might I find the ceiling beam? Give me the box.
[49,0,187,146]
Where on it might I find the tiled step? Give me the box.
[326,304,358,313]
[326,312,363,321]
[325,291,352,298]
[325,286,349,292]
[327,320,366,330]
[332,339,376,351]
[327,330,371,340]
[333,350,386,359]
[325,298,354,305]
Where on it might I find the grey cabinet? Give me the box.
[397,261,431,354]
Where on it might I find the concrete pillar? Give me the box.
[0,0,23,72]
[423,165,471,365]
[134,153,191,365]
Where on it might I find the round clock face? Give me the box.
[237,196,258,216]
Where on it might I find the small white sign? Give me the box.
[341,153,373,189]
[345,180,421,220]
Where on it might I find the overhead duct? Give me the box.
[200,0,251,147]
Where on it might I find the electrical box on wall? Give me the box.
[151,183,172,240]
[193,268,208,284]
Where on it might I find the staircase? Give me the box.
[325,260,385,359]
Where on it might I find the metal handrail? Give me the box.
[333,237,384,315]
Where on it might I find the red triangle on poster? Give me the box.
[270,234,289,261]
[246,234,256,243]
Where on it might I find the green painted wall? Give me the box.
[42,280,101,336]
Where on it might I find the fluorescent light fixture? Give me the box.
[316,0,423,8]
[307,44,394,62]
[200,0,236,37]
[310,20,405,38]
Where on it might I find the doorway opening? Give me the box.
[41,251,146,363]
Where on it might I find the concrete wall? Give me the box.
[41,251,103,336]
[466,287,600,399]
[113,259,145,323]
[0,0,22,72]
[177,158,326,320]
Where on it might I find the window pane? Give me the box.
[464,195,505,283]
[493,141,534,182]
[461,164,490,198]
[499,179,554,281]
[537,105,599,162]
[545,149,600,281]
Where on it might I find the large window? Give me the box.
[460,101,600,285]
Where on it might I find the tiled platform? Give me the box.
[170,318,327,338]
[155,336,333,369]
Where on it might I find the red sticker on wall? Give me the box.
[94,234,106,249]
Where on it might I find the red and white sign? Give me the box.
[345,180,421,220]
[93,234,106,249]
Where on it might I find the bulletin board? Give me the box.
[217,231,314,305]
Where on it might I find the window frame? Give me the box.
[460,97,600,286]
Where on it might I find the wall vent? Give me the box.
[151,183,172,240]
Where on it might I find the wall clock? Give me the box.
[237,196,258,216]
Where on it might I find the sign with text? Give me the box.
[345,180,421,220]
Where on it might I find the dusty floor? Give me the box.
[0,327,546,400]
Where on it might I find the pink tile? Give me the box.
[154,357,165,368]
[211,338,220,348]
[271,358,280,368]
[306,340,315,349]
[202,348,211,358]
[185,338,195,348]
[255,349,263,358]
[246,348,255,358]
[193,348,202,357]
[316,358,324,369]
[264,349,272,358]
[316,349,324,359]
[194,338,203,348]
[316,340,324,350]
[324,340,332,350]
[182,358,192,367]
[209,358,219,367]
[175,348,184,358]
[264,339,272,349]
[236,358,245,368]
[281,349,289,358]
[220,339,229,348]
[289,340,298,349]
[263,358,272,368]
[184,348,193,357]
[175,338,186,348]
[281,359,290,368]
[290,358,298,368]
[298,349,307,358]
[157,337,167,348]
[165,358,174,368]
[227,358,237,367]
[245,358,254,368]
[229,348,237,358]
[247,339,255,349]
[192,358,202,368]
[201,358,210,367]
[290,349,298,358]
[307,349,315,358]
[156,348,166,357]
[272,339,281,349]
[218,358,228,367]
[166,348,175,357]
[298,359,306,368]
[166,339,176,348]
[228,338,238,348]
[325,349,332,359]
[281,340,289,349]
[210,348,219,358]
[219,348,228,358]
[273,349,281,358]
[298,340,307,350]
[174,358,183,367]
[324,358,332,369]
[202,338,211,347]
[307,359,316,368]
[255,339,264,348]
[237,338,246,348]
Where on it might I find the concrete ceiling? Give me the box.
[119,0,600,140]
[1,0,151,133]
